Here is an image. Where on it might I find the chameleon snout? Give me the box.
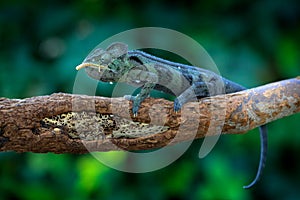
[76,63,107,72]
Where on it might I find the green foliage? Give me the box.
[0,0,300,199]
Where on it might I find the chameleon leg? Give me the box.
[123,68,158,116]
[174,82,209,112]
[124,82,156,116]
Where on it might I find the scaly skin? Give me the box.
[76,42,267,189]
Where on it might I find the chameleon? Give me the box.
[75,42,267,189]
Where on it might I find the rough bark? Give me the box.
[0,77,299,153]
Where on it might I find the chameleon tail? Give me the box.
[243,125,268,189]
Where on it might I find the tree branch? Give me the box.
[0,77,299,153]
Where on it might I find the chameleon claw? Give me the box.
[132,106,139,117]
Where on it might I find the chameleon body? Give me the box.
[76,42,267,189]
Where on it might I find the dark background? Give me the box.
[1,0,300,199]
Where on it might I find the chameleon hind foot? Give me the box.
[173,98,182,112]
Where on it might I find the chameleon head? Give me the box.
[76,61,112,82]
[76,42,128,82]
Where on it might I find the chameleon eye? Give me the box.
[100,53,111,64]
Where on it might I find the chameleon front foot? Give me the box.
[124,95,141,117]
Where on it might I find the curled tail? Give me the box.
[243,125,268,189]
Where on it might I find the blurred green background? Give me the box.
[1,0,300,199]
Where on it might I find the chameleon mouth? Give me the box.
[75,63,107,72]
